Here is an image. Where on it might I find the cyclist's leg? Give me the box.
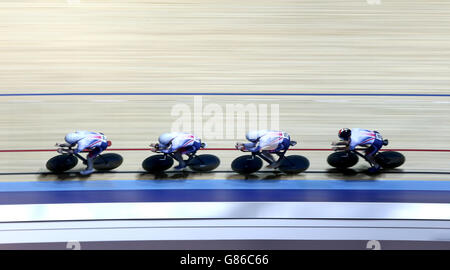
[260,150,276,163]
[172,150,186,170]
[81,142,108,175]
[365,139,383,171]
[172,138,197,170]
[183,141,201,163]
[267,138,291,168]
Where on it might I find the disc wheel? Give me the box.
[46,154,78,173]
[327,151,359,169]
[231,155,263,174]
[93,153,124,171]
[278,155,310,174]
[375,151,405,169]
[142,154,174,173]
[188,154,220,172]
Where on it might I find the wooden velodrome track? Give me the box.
[1,0,450,182]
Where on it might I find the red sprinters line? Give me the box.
[1,148,450,153]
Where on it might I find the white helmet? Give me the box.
[158,132,178,145]
[64,131,85,144]
[246,130,261,142]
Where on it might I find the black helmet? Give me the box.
[338,128,351,140]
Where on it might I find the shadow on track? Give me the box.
[1,169,450,181]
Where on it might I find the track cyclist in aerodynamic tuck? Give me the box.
[334,128,389,173]
[56,131,111,175]
[150,132,206,170]
[236,130,297,169]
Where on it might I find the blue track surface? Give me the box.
[1,180,450,204]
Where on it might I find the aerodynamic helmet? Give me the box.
[246,130,261,142]
[338,128,351,140]
[158,132,178,145]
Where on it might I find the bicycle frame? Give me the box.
[154,150,197,163]
[245,149,288,164]
[351,149,373,165]
[58,146,88,164]
[334,146,374,166]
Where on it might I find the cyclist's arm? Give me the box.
[244,142,260,152]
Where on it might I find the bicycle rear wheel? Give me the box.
[188,154,220,172]
[375,151,405,169]
[93,153,124,171]
[278,155,310,174]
